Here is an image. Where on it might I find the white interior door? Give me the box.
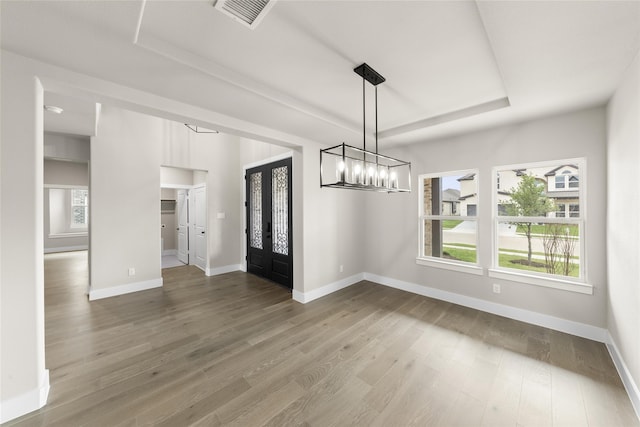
[192,185,207,271]
[176,189,189,264]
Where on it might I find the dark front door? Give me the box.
[246,158,293,288]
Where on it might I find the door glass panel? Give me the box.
[249,172,263,249]
[272,166,288,255]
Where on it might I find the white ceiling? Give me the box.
[44,92,98,137]
[2,0,639,146]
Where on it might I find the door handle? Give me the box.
[201,231,205,234]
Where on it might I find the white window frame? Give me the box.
[489,158,591,294]
[416,169,482,275]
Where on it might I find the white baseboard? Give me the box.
[364,273,608,343]
[206,264,241,277]
[89,278,163,301]
[44,245,88,254]
[0,369,49,424]
[162,249,177,256]
[607,333,640,421]
[292,273,364,304]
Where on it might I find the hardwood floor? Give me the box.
[6,250,638,426]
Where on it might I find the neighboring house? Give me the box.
[441,188,460,215]
[458,173,477,216]
[545,164,580,217]
[495,164,580,217]
[458,166,580,218]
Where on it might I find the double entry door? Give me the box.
[246,158,293,288]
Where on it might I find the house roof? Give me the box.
[458,173,476,181]
[544,165,579,176]
[459,193,477,201]
[442,188,461,202]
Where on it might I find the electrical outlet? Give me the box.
[128,267,136,276]
[339,265,344,273]
[493,283,501,294]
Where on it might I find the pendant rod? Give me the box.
[375,85,378,156]
[362,76,366,154]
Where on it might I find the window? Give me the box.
[569,204,579,218]
[494,160,583,281]
[71,189,89,227]
[553,169,579,190]
[418,171,478,268]
[568,175,579,188]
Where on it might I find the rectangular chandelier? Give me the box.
[320,63,411,193]
[320,143,411,192]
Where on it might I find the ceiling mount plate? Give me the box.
[353,63,385,86]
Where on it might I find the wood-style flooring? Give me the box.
[6,250,638,426]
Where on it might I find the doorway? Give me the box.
[161,166,208,272]
[246,158,293,288]
[161,185,207,271]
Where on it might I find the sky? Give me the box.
[441,175,462,191]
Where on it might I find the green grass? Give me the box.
[442,247,476,263]
[514,223,579,236]
[498,247,579,260]
[498,253,579,277]
[442,220,463,230]
[445,242,476,249]
[438,245,579,277]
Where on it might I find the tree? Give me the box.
[543,223,577,276]
[505,174,554,264]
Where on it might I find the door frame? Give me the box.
[176,188,189,265]
[242,152,294,275]
[190,184,207,272]
[160,183,208,272]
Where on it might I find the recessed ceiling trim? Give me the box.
[133,31,360,135]
[378,97,511,139]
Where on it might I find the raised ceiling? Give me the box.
[2,1,639,145]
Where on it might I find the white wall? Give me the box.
[0,55,48,422]
[90,106,164,295]
[44,132,89,162]
[43,159,89,251]
[301,140,367,292]
[161,122,243,272]
[365,107,607,327]
[44,158,88,184]
[607,51,640,406]
[160,166,194,186]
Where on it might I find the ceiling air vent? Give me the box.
[213,0,277,29]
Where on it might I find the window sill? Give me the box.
[488,269,593,295]
[416,257,484,276]
[48,232,88,239]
